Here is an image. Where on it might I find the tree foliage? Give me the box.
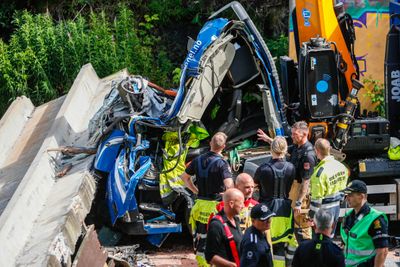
[0,5,173,114]
[0,2,289,115]
[363,77,386,117]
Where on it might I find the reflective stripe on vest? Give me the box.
[272,254,286,267]
[311,191,343,204]
[273,255,285,261]
[340,207,388,266]
[213,214,240,267]
[311,156,348,200]
[347,248,375,256]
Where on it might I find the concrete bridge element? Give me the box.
[0,64,127,266]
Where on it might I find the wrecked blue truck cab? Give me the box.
[90,1,284,246]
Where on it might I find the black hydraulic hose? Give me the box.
[161,126,184,174]
[132,119,186,174]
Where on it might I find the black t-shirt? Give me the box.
[292,233,345,267]
[254,159,296,202]
[288,141,317,183]
[185,151,232,200]
[205,210,243,263]
[240,226,273,267]
[342,203,389,267]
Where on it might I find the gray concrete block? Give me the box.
[0,64,129,266]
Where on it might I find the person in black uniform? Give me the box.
[240,203,275,267]
[254,136,296,203]
[206,188,244,267]
[181,132,234,266]
[182,132,234,198]
[258,121,317,242]
[292,208,345,267]
[254,136,297,267]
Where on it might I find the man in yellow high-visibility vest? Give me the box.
[309,138,348,235]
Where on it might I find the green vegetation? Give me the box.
[266,35,288,62]
[0,6,173,114]
[363,77,386,117]
[0,2,288,115]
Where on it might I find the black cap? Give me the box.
[250,203,275,221]
[343,180,367,194]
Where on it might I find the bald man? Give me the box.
[236,173,259,230]
[310,138,348,235]
[181,132,234,267]
[214,173,258,232]
[206,188,244,267]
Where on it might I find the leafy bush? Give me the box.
[0,2,289,115]
[363,77,386,117]
[0,5,173,114]
[266,35,288,59]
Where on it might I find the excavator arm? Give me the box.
[291,0,364,150]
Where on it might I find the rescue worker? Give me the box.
[254,136,297,267]
[292,208,345,267]
[340,180,389,267]
[214,173,259,232]
[239,203,275,267]
[258,121,317,242]
[235,173,259,231]
[205,188,244,267]
[309,138,348,235]
[181,132,234,267]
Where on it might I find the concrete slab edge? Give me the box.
[0,64,101,266]
[0,96,34,167]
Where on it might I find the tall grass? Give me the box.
[0,5,173,115]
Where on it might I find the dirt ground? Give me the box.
[149,232,195,266]
[130,232,197,266]
[107,222,400,266]
[135,232,400,267]
[386,250,400,267]
[145,247,197,266]
[144,246,400,267]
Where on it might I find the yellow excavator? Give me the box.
[276,0,399,220]
[286,0,366,151]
